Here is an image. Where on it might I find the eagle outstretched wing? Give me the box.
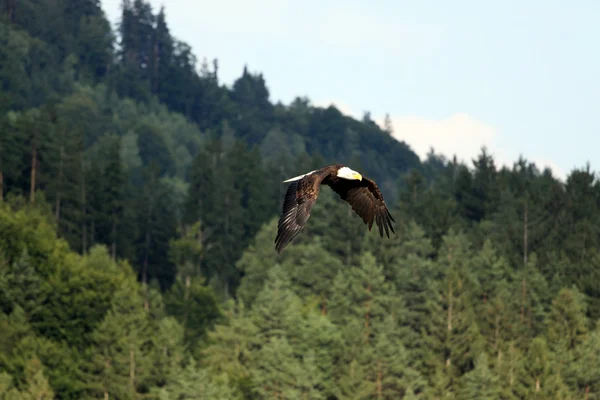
[274,177,319,253]
[327,176,395,238]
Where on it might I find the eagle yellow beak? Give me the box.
[354,172,362,181]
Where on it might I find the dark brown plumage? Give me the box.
[275,164,395,253]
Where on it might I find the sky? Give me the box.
[101,0,600,181]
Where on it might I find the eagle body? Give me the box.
[275,164,395,253]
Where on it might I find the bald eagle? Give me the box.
[275,164,395,253]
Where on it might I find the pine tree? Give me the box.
[470,240,519,360]
[0,356,55,399]
[328,252,399,330]
[566,327,600,399]
[396,170,460,249]
[161,358,236,400]
[545,287,588,352]
[249,265,303,342]
[0,249,45,316]
[328,252,422,398]
[422,231,484,396]
[23,356,55,400]
[0,113,23,201]
[279,243,345,312]
[162,276,222,356]
[334,357,373,400]
[373,315,425,398]
[86,278,153,399]
[520,337,573,399]
[458,353,504,400]
[512,254,552,346]
[383,113,393,135]
[116,0,156,101]
[363,221,436,373]
[201,301,259,398]
[134,162,178,291]
[251,336,308,399]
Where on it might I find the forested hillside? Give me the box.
[2,1,600,399]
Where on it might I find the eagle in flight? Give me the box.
[275,164,395,253]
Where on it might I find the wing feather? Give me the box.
[274,177,319,253]
[327,176,395,238]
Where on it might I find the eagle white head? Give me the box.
[337,166,362,181]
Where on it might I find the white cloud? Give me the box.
[385,113,496,162]
[311,102,498,167]
[309,100,568,180]
[313,102,501,168]
[312,99,357,117]
[380,112,566,180]
[312,103,498,168]
[527,157,568,181]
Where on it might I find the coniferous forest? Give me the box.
[1,1,600,399]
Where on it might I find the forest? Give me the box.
[1,0,600,399]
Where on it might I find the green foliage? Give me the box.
[158,358,236,400]
[3,1,600,398]
[458,353,504,400]
[163,276,222,356]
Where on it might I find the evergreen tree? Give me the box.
[202,301,259,399]
[566,327,600,399]
[86,278,153,399]
[422,231,484,396]
[458,353,504,400]
[160,358,236,400]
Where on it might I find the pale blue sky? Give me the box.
[101,0,600,181]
